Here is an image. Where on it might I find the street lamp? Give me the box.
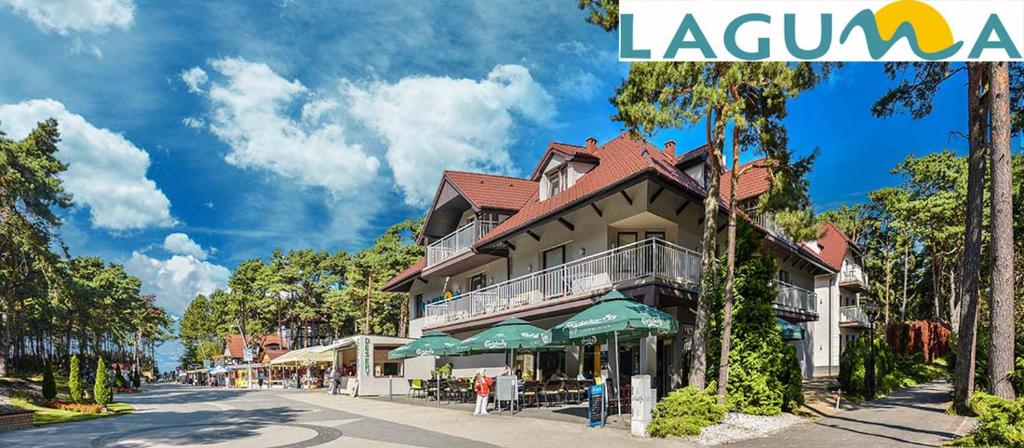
[862,303,881,400]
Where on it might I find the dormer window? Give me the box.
[542,164,569,200]
[547,165,567,195]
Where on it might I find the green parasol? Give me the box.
[387,330,462,360]
[543,290,679,346]
[457,318,547,354]
[775,317,806,341]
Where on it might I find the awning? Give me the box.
[268,346,334,365]
[776,317,806,341]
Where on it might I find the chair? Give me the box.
[408,379,426,398]
[563,379,582,403]
[539,380,563,407]
[521,381,541,407]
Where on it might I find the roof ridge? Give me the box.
[444,170,534,183]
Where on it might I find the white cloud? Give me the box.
[180,67,208,94]
[189,57,381,197]
[163,233,208,260]
[345,64,555,206]
[2,0,135,35]
[124,250,230,318]
[182,116,204,129]
[0,99,175,230]
[556,70,601,101]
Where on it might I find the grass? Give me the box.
[7,396,134,426]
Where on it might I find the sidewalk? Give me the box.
[729,381,973,448]
[283,390,683,448]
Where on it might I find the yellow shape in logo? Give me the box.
[874,0,955,53]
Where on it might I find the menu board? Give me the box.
[588,384,605,427]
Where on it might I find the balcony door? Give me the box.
[542,245,566,298]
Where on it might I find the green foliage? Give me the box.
[953,392,1024,447]
[648,382,727,438]
[838,336,916,397]
[93,358,112,409]
[113,364,127,389]
[431,362,453,379]
[41,361,56,400]
[707,222,804,415]
[68,355,83,403]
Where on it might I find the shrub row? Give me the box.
[953,392,1024,447]
[648,382,727,438]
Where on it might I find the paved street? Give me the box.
[731,381,972,448]
[0,384,682,448]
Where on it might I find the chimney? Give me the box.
[664,140,676,158]
[586,137,597,151]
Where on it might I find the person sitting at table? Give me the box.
[549,368,567,380]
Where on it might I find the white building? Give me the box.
[384,134,861,392]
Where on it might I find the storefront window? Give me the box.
[374,362,403,377]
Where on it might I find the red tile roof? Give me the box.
[674,144,708,166]
[224,334,288,359]
[382,257,425,291]
[813,222,854,270]
[444,171,537,212]
[529,142,601,180]
[720,158,773,202]
[478,133,706,246]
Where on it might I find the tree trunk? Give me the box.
[948,267,960,331]
[954,62,988,413]
[988,61,1015,399]
[716,116,740,404]
[884,254,892,327]
[364,271,373,335]
[398,295,409,338]
[0,307,9,377]
[901,243,909,321]
[931,252,941,320]
[688,108,724,389]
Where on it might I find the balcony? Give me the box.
[423,238,702,326]
[840,305,871,327]
[425,221,497,268]
[756,213,793,244]
[774,281,818,319]
[839,265,869,291]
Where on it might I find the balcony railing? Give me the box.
[424,238,702,326]
[425,221,497,267]
[839,265,868,289]
[775,281,818,315]
[839,305,870,327]
[756,213,794,243]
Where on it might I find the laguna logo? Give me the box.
[620,0,1023,61]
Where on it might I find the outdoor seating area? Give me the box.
[405,377,598,409]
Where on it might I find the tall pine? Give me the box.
[94,358,112,409]
[68,355,83,403]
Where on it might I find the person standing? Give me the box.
[257,370,265,390]
[330,367,341,395]
[473,369,493,416]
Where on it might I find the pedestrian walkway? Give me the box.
[730,381,972,448]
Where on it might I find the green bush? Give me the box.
[839,336,914,397]
[41,361,57,400]
[94,358,112,409]
[1008,358,1024,394]
[953,392,1024,447]
[707,222,804,415]
[648,382,727,438]
[68,355,83,403]
[114,364,127,389]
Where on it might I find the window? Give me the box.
[414,294,423,319]
[374,362,403,377]
[546,165,568,197]
[778,270,790,284]
[645,231,665,240]
[543,245,566,269]
[616,232,638,247]
[469,273,487,291]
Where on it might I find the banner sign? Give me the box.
[619,0,1024,62]
[588,384,606,427]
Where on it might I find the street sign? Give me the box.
[243,347,254,362]
[588,384,605,427]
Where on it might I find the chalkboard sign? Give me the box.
[588,384,605,427]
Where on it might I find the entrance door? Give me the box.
[542,245,566,298]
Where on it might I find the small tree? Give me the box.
[68,355,83,403]
[94,358,112,409]
[114,364,127,389]
[41,361,57,400]
[131,369,141,389]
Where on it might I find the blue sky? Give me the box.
[0,1,978,371]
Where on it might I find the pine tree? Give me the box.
[94,358,112,409]
[41,361,57,400]
[68,355,83,403]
